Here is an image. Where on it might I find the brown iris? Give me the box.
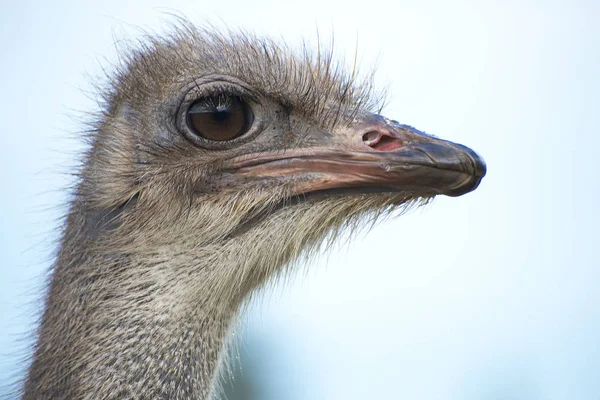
[186,94,253,141]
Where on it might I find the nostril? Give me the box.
[362,131,404,152]
[362,131,381,145]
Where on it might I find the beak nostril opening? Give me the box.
[363,131,404,152]
[362,131,380,145]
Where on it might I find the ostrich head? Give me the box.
[24,23,485,399]
[80,25,485,306]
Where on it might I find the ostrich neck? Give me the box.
[23,215,241,400]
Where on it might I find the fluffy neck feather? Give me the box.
[23,234,235,399]
[22,186,413,399]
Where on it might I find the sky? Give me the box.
[1,0,599,399]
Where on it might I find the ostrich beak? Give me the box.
[226,114,486,198]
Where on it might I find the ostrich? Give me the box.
[21,24,486,399]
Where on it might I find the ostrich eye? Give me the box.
[186,94,253,141]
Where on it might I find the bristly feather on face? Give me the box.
[102,22,385,133]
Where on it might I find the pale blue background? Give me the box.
[1,0,599,398]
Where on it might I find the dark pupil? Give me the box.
[186,95,250,141]
[213,111,228,122]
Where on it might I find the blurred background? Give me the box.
[1,0,598,399]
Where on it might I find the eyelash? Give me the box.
[195,93,239,111]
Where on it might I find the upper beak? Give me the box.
[224,114,486,198]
